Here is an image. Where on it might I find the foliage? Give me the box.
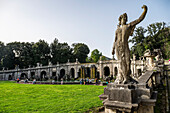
[100,56,107,61]
[0,81,105,113]
[32,40,50,66]
[0,41,5,69]
[129,26,146,58]
[50,38,60,64]
[2,43,15,69]
[72,43,90,63]
[130,22,170,59]
[50,38,73,64]
[86,57,93,63]
[90,49,102,63]
[86,49,102,63]
[0,39,90,69]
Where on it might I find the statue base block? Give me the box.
[99,83,157,113]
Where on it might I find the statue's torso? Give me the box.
[115,24,131,58]
[116,25,131,43]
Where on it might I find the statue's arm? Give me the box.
[112,33,117,55]
[129,5,148,27]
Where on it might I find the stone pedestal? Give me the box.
[99,83,157,113]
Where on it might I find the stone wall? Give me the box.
[0,59,145,80]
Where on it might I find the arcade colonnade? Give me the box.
[0,59,144,80]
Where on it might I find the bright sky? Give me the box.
[0,0,169,58]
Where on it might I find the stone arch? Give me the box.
[104,66,110,77]
[40,71,48,81]
[70,68,75,78]
[59,69,65,80]
[52,71,57,80]
[96,71,100,79]
[78,68,81,78]
[8,75,12,80]
[86,67,90,78]
[20,73,27,80]
[31,72,35,79]
[137,69,142,77]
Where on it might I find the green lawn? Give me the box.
[0,81,105,113]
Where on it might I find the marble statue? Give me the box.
[112,5,148,84]
[154,49,164,64]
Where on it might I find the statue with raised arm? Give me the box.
[112,5,148,84]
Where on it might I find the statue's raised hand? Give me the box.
[130,5,147,27]
[142,5,147,10]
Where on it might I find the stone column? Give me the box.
[56,62,60,80]
[75,65,78,78]
[81,68,82,78]
[131,60,134,76]
[14,71,17,80]
[90,66,96,79]
[99,59,103,79]
[49,67,52,79]
[141,59,144,72]
[83,68,85,78]
[155,72,161,85]
[57,68,60,79]
[110,62,113,76]
[2,74,5,80]
[28,70,31,79]
[66,66,69,76]
[134,60,136,76]
[93,67,95,78]
[37,69,41,79]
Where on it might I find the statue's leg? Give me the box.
[115,58,124,84]
[117,68,123,84]
[123,46,130,83]
[121,58,127,83]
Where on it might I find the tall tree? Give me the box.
[72,43,90,63]
[32,40,50,66]
[58,42,73,63]
[5,42,35,69]
[130,22,170,59]
[50,38,73,64]
[50,38,59,64]
[0,41,5,70]
[129,26,147,59]
[145,22,169,59]
[90,49,102,62]
[2,44,16,69]
[19,42,35,68]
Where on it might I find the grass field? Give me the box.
[0,81,105,113]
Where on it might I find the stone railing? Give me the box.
[99,70,161,113]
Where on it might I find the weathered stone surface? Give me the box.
[109,88,133,103]
[100,83,157,113]
[112,5,148,84]
[138,70,154,83]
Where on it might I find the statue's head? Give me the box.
[119,13,127,25]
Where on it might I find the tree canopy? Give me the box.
[90,49,102,63]
[72,43,90,63]
[0,22,169,70]
[0,39,90,70]
[130,22,170,59]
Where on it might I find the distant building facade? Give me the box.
[0,57,145,81]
